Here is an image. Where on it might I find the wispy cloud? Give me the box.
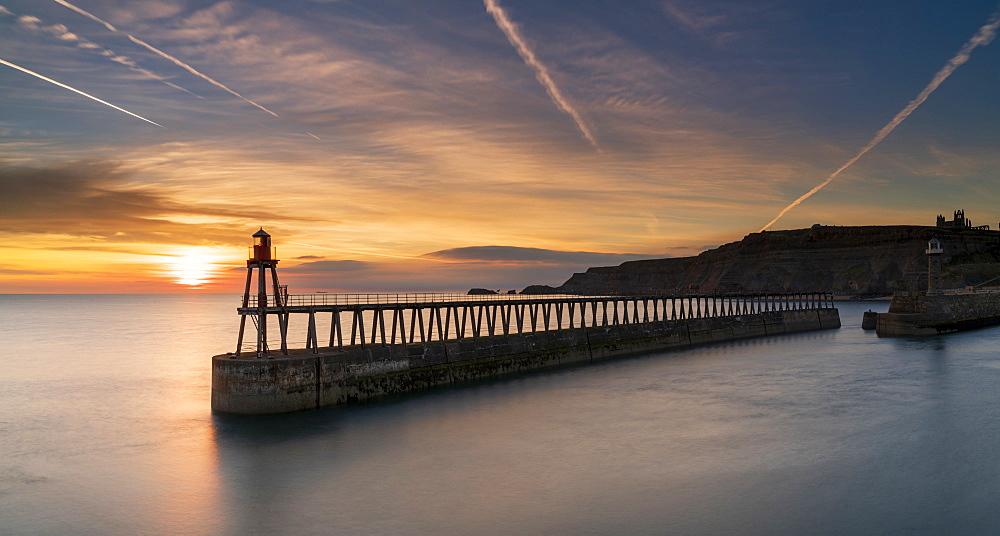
[282,260,375,273]
[280,255,617,292]
[50,0,279,117]
[9,9,198,97]
[423,245,649,265]
[760,8,1000,231]
[0,57,163,127]
[484,0,601,152]
[286,241,451,263]
[662,2,727,32]
[0,160,289,244]
[660,1,756,48]
[126,34,279,117]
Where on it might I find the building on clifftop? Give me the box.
[936,209,990,230]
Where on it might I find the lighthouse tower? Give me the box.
[236,228,288,357]
[926,237,943,295]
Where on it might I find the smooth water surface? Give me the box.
[2,296,999,535]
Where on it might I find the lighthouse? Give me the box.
[926,237,943,295]
[236,228,288,357]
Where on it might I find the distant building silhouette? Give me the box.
[936,209,989,230]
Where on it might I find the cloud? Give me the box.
[660,1,779,48]
[271,246,659,293]
[423,245,651,265]
[278,258,591,293]
[0,161,286,245]
[51,0,278,116]
[110,1,185,24]
[127,34,279,117]
[662,2,726,32]
[9,6,198,96]
[0,264,56,275]
[283,260,375,273]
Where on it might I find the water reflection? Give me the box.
[204,303,1000,535]
[6,298,1000,535]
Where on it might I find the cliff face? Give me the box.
[553,226,1000,296]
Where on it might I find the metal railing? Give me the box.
[238,291,843,308]
[241,292,584,307]
[235,292,837,354]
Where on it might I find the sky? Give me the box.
[2,0,1000,293]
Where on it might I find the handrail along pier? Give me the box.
[235,291,836,355]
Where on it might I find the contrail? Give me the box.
[51,0,116,32]
[11,11,199,97]
[484,0,601,152]
[0,57,163,127]
[127,35,279,117]
[760,10,1000,232]
[51,0,279,117]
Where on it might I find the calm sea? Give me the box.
[1,295,999,535]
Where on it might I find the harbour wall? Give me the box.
[877,290,1000,336]
[213,308,841,415]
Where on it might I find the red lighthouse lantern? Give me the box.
[237,228,287,357]
[251,228,273,261]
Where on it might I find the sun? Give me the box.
[165,248,224,288]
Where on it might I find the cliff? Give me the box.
[547,225,1000,297]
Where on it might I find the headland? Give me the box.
[525,224,1000,298]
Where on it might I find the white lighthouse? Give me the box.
[926,237,943,295]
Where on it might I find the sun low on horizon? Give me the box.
[162,247,230,288]
[3,0,1000,293]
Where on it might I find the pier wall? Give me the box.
[877,290,1000,336]
[213,308,841,414]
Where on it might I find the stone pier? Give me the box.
[876,290,1000,336]
[213,304,841,414]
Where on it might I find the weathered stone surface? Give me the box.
[213,308,842,414]
[877,290,1000,336]
[211,355,320,414]
[545,226,1000,297]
